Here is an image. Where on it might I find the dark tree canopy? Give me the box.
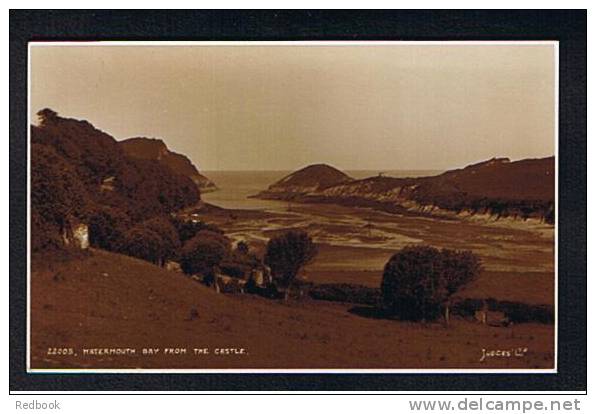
[142,216,181,262]
[118,226,165,265]
[179,230,232,276]
[88,206,131,251]
[264,230,318,288]
[235,240,250,255]
[117,216,182,266]
[37,108,58,126]
[219,241,260,280]
[381,245,481,321]
[441,249,482,296]
[31,112,199,221]
[30,143,90,252]
[30,110,201,253]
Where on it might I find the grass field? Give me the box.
[30,249,554,370]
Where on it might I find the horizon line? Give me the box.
[200,155,555,173]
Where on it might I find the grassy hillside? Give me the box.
[415,157,554,202]
[31,250,554,369]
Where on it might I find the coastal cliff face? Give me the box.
[119,137,217,192]
[256,157,555,224]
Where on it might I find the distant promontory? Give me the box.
[255,157,555,224]
[255,164,353,198]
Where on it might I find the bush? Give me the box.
[264,230,318,297]
[179,230,231,276]
[381,245,481,321]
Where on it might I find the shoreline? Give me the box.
[251,192,555,236]
[191,197,554,307]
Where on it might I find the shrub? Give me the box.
[381,245,481,321]
[264,230,318,298]
[179,230,231,277]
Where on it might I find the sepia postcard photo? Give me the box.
[27,41,557,372]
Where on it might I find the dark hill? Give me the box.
[256,157,555,223]
[415,157,554,202]
[405,156,555,222]
[119,137,216,192]
[30,109,200,251]
[256,164,353,198]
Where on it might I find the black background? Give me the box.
[9,10,587,392]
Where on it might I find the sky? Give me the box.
[30,43,556,172]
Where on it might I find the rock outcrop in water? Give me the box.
[255,164,353,199]
[256,157,555,224]
[119,137,217,192]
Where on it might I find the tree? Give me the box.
[235,240,250,255]
[37,108,58,126]
[142,215,181,263]
[219,241,260,280]
[117,218,182,266]
[381,245,481,322]
[440,249,482,324]
[30,143,90,252]
[264,230,318,299]
[179,230,231,279]
[88,206,130,251]
[118,226,165,265]
[124,158,200,220]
